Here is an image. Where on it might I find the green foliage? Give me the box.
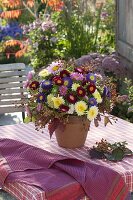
[98,0,115,53]
[90,139,132,161]
[51,0,115,59]
[18,10,35,24]
[24,116,32,123]
[111,78,133,123]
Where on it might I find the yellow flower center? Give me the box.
[57,80,61,83]
[90,86,94,91]
[70,96,74,100]
[78,105,84,111]
[39,96,43,100]
[90,75,94,80]
[64,81,68,86]
[52,65,59,71]
[79,90,83,94]
[45,81,50,85]
[32,83,36,88]
[90,110,95,116]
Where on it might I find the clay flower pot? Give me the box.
[55,116,90,148]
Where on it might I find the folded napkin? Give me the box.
[0,138,131,200]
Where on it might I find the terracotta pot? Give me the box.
[55,116,90,148]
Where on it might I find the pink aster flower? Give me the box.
[27,71,35,80]
[46,61,63,74]
[70,72,84,81]
[59,85,67,96]
[25,105,31,117]
[23,80,29,88]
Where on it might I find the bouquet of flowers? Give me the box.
[24,59,117,137]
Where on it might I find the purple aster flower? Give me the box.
[89,97,97,106]
[37,93,46,103]
[63,77,73,88]
[37,103,43,111]
[102,86,111,98]
[86,73,96,83]
[70,72,84,81]
[41,80,52,90]
[47,61,63,74]
[59,85,67,96]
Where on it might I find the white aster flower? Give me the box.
[71,83,80,91]
[39,69,50,78]
[75,101,88,116]
[68,104,75,114]
[87,106,98,121]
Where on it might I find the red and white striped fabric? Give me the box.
[0,117,133,200]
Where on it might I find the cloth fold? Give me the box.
[0,138,131,200]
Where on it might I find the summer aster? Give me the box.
[41,80,52,90]
[39,69,50,78]
[93,90,102,103]
[87,106,98,121]
[52,96,65,109]
[75,101,88,116]
[29,81,39,90]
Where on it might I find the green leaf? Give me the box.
[104,116,112,126]
[105,147,124,161]
[124,148,133,156]
[24,116,32,124]
[32,116,36,123]
[94,118,99,127]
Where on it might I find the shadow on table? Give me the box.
[0,190,16,200]
[0,113,22,126]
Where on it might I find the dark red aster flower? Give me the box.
[29,81,39,90]
[60,70,70,78]
[74,67,84,74]
[52,75,60,82]
[54,77,64,86]
[87,84,96,94]
[66,94,77,104]
[77,86,86,97]
[59,105,69,112]
[82,79,87,86]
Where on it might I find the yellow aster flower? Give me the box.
[93,90,102,103]
[87,106,98,121]
[52,96,65,109]
[75,101,88,116]
[39,69,50,78]
[47,94,54,108]
[72,83,80,91]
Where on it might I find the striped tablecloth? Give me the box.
[0,118,133,200]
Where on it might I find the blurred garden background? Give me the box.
[0,0,133,124]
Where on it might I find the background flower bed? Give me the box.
[0,0,115,67]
